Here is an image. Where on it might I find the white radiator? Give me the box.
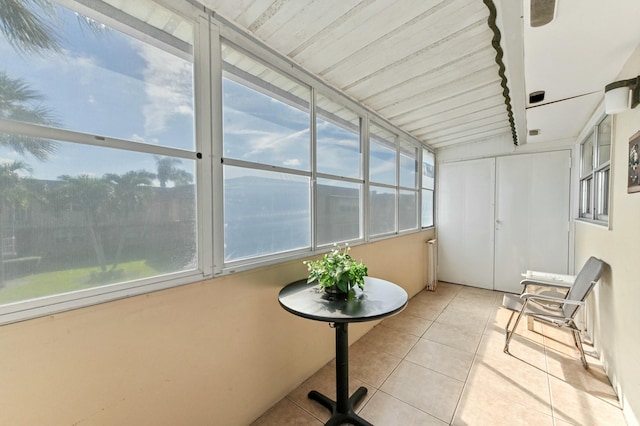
[426,239,437,291]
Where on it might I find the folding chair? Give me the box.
[502,256,606,368]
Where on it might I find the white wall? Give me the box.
[438,94,640,425]
[0,230,433,425]
[576,43,640,426]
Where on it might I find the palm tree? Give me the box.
[103,170,154,270]
[155,157,193,188]
[0,72,58,160]
[0,0,61,54]
[51,174,113,274]
[0,161,32,286]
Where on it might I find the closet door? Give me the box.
[437,158,495,289]
[494,151,571,293]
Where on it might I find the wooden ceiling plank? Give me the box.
[319,0,487,86]
[373,65,500,117]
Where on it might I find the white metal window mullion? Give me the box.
[395,133,400,235]
[418,146,423,228]
[194,13,214,278]
[310,87,317,250]
[362,115,370,243]
[209,17,226,276]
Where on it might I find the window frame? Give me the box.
[578,115,611,225]
[0,0,434,324]
[0,1,212,324]
[421,149,436,229]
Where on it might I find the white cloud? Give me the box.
[136,43,194,136]
[283,159,301,167]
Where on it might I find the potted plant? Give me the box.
[303,244,368,297]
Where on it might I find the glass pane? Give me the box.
[581,133,594,176]
[421,189,434,227]
[399,190,418,231]
[369,124,397,185]
[0,134,197,305]
[224,166,310,261]
[579,178,592,218]
[597,115,612,166]
[316,94,361,178]
[317,179,361,245]
[0,2,195,150]
[422,149,435,190]
[595,169,609,218]
[399,140,418,188]
[369,185,396,236]
[222,45,310,171]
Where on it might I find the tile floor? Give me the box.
[252,282,626,426]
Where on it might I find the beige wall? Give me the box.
[0,230,433,425]
[576,44,640,426]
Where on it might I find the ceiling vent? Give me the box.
[530,0,557,27]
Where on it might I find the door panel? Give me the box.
[494,151,571,293]
[437,158,495,289]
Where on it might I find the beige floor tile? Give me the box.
[250,398,323,426]
[445,298,496,316]
[403,296,450,320]
[381,311,433,337]
[356,323,419,358]
[453,388,554,426]
[554,419,579,426]
[381,360,464,423]
[436,305,491,334]
[478,322,548,372]
[358,390,447,425]
[546,350,619,406]
[467,354,551,415]
[549,375,627,426]
[423,321,483,353]
[342,338,403,387]
[455,288,499,306]
[433,281,463,294]
[257,285,625,425]
[288,363,374,422]
[541,327,582,357]
[405,339,474,381]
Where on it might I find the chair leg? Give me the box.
[504,311,516,353]
[504,308,526,354]
[571,328,589,369]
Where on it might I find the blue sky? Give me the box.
[1,2,419,186]
[1,4,194,181]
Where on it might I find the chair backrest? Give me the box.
[563,256,605,318]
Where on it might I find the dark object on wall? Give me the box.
[531,0,557,27]
[628,131,640,193]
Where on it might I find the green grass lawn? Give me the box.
[0,260,158,304]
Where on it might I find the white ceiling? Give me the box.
[523,0,640,144]
[193,0,640,150]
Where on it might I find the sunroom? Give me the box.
[0,0,639,425]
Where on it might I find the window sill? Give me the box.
[575,217,609,229]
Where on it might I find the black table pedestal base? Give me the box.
[307,322,374,426]
[308,387,372,426]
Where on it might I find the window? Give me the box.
[579,115,611,224]
[222,43,311,261]
[316,94,363,245]
[369,123,397,236]
[0,1,199,309]
[421,149,435,228]
[399,140,419,231]
[0,0,433,322]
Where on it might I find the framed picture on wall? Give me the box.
[629,131,640,193]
